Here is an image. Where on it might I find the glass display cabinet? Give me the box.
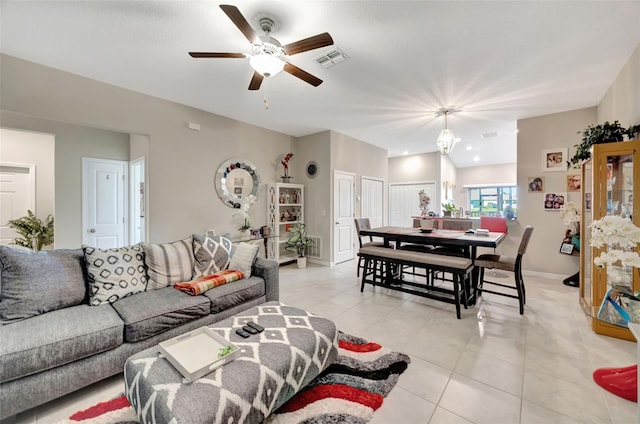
[580,140,640,341]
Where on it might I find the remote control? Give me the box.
[246,321,264,332]
[242,325,258,334]
[235,328,251,338]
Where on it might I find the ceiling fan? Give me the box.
[189,4,334,90]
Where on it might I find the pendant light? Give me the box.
[437,110,458,155]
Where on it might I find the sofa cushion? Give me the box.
[203,275,265,314]
[142,237,194,290]
[228,242,260,277]
[192,234,232,278]
[0,304,123,383]
[83,244,148,306]
[110,287,210,343]
[0,246,87,323]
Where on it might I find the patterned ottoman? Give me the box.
[124,302,338,424]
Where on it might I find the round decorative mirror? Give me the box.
[214,158,261,208]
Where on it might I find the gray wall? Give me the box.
[0,54,293,246]
[517,108,597,275]
[1,113,129,248]
[598,42,640,129]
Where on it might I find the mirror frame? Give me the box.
[215,158,261,208]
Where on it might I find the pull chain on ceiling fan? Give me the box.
[188,4,334,91]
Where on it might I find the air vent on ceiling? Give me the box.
[480,131,500,139]
[314,48,349,68]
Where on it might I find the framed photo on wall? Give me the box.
[542,148,568,172]
[544,192,566,210]
[527,176,544,192]
[566,174,581,192]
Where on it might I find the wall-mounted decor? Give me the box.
[306,161,318,178]
[544,192,566,210]
[542,148,568,172]
[567,174,581,192]
[214,158,260,208]
[527,176,544,192]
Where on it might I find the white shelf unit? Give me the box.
[267,183,304,264]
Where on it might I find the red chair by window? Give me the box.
[480,216,508,234]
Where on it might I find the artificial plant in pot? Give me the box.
[7,210,54,251]
[442,202,457,217]
[285,222,314,268]
[567,121,640,168]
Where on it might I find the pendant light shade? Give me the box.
[437,110,458,155]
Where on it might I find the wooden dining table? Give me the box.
[358,226,506,305]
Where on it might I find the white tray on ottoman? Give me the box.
[124,302,338,424]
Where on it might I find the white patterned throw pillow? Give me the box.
[228,242,260,277]
[83,244,148,306]
[192,234,233,278]
[142,237,194,290]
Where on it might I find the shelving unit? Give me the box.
[266,183,304,264]
[579,140,640,341]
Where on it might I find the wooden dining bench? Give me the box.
[358,246,474,318]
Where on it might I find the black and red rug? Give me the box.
[60,332,410,424]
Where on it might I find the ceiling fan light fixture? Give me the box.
[436,110,459,155]
[249,53,284,77]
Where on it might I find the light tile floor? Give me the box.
[4,260,638,423]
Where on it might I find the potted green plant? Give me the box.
[285,222,314,268]
[568,121,639,168]
[8,210,54,251]
[442,202,457,217]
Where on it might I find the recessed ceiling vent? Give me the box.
[314,48,349,68]
[480,131,500,139]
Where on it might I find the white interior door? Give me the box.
[361,177,384,228]
[389,182,436,227]
[333,171,355,264]
[83,158,127,248]
[0,164,36,245]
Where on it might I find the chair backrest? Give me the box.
[441,219,472,230]
[354,218,372,247]
[480,216,508,234]
[518,225,534,255]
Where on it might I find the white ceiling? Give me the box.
[2,1,639,168]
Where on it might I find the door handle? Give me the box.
[89,228,96,233]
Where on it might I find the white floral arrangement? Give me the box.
[234,194,257,231]
[590,215,640,268]
[560,201,580,227]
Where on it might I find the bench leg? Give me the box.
[453,274,461,319]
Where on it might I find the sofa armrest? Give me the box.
[252,257,279,302]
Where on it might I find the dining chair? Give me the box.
[479,215,509,276]
[431,219,473,257]
[475,225,534,314]
[354,218,386,277]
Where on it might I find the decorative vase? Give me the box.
[443,211,452,217]
[281,176,292,183]
[297,257,307,268]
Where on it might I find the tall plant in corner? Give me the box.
[8,210,54,251]
[285,222,314,268]
[568,121,640,168]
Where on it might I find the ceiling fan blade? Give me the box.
[189,52,245,58]
[219,4,259,44]
[283,63,323,87]
[283,32,334,56]
[248,72,264,90]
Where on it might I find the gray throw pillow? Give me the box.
[83,244,148,306]
[0,246,87,323]
[142,237,194,290]
[228,242,260,278]
[192,234,232,278]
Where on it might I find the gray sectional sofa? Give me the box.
[0,236,279,419]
